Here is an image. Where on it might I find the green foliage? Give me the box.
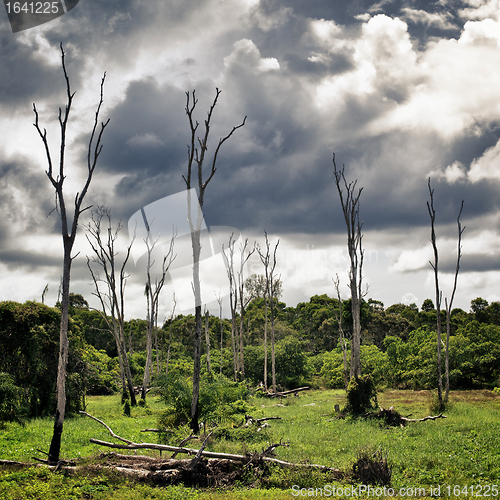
[80,345,120,395]
[345,375,378,415]
[157,374,250,432]
[274,336,309,388]
[0,373,27,426]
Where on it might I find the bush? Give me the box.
[345,375,378,415]
[156,373,251,431]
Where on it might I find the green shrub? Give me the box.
[345,375,378,415]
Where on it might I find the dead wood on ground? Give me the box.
[364,407,447,427]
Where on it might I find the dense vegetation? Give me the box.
[1,292,499,426]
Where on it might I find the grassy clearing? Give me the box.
[1,390,500,498]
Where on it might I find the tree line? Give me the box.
[2,291,499,425]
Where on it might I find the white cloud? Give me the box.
[429,161,467,184]
[389,246,430,273]
[402,292,419,305]
[223,39,280,73]
[459,18,500,47]
[459,0,500,21]
[468,139,500,182]
[368,18,500,139]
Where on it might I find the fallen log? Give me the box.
[80,411,340,473]
[265,387,309,398]
[364,407,447,427]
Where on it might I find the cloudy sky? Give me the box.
[1,0,500,320]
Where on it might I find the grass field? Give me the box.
[1,389,500,499]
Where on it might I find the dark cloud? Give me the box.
[0,37,63,109]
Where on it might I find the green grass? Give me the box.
[1,390,500,498]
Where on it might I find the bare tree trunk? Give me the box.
[142,231,175,401]
[334,274,349,391]
[33,43,109,463]
[223,234,239,381]
[205,309,212,375]
[216,293,224,376]
[444,201,464,402]
[258,232,279,392]
[264,295,268,390]
[165,297,176,379]
[183,89,245,432]
[237,239,255,381]
[427,179,444,411]
[333,155,364,379]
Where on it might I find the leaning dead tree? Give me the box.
[33,43,109,463]
[427,179,465,407]
[333,154,364,379]
[182,89,246,432]
[86,206,137,406]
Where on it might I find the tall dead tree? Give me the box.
[216,292,224,376]
[333,155,364,379]
[142,231,175,400]
[444,202,464,401]
[257,232,279,392]
[427,179,444,410]
[33,43,109,463]
[237,239,255,380]
[86,207,136,406]
[182,89,245,432]
[428,179,464,406]
[204,308,212,376]
[164,295,177,379]
[222,234,240,380]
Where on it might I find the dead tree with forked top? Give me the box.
[33,43,109,463]
[86,206,136,406]
[427,179,464,408]
[333,154,364,379]
[182,89,245,432]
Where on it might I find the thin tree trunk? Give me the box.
[264,296,268,390]
[205,309,211,375]
[428,179,444,411]
[48,247,71,463]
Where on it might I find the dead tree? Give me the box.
[86,206,136,406]
[222,234,240,381]
[428,180,465,405]
[182,89,246,432]
[33,43,109,463]
[164,295,177,379]
[204,308,212,375]
[333,274,349,391]
[427,179,444,410]
[216,292,224,376]
[333,155,364,379]
[142,231,175,400]
[257,232,280,392]
[237,239,255,380]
